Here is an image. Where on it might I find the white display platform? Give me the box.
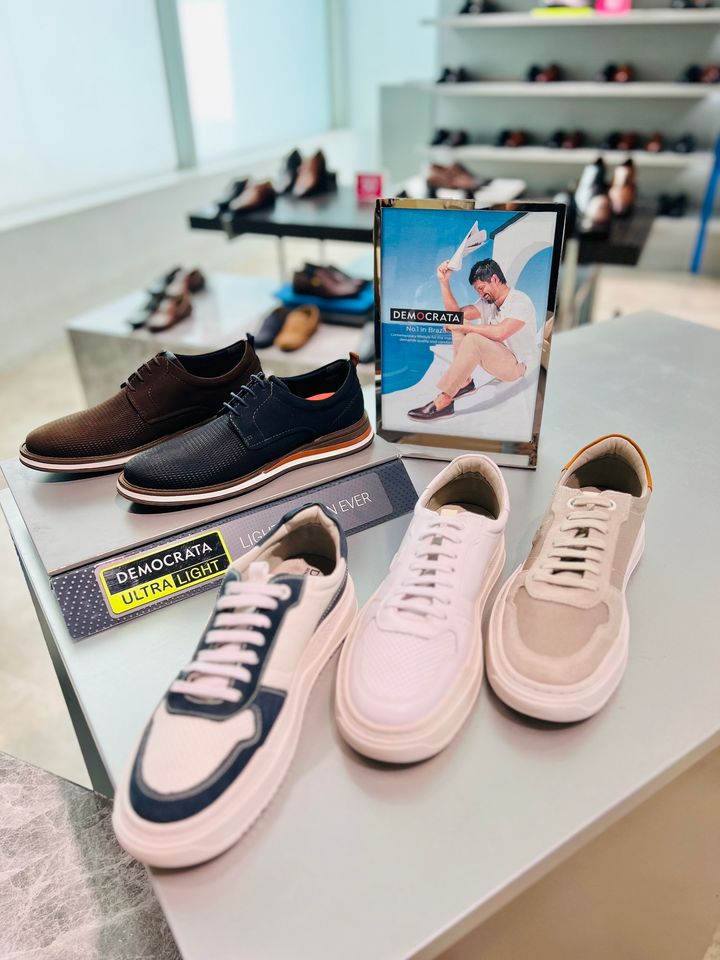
[65,272,373,405]
[4,313,720,959]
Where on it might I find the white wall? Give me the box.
[338,0,437,172]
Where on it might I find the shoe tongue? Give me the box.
[271,376,289,392]
[244,560,271,583]
[439,505,466,517]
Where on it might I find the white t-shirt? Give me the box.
[472,287,538,368]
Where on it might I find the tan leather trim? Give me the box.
[563,433,653,490]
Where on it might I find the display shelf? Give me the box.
[424,144,711,168]
[419,81,714,98]
[423,8,720,27]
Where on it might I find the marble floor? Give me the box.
[1,250,719,959]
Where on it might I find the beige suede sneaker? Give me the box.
[487,434,652,722]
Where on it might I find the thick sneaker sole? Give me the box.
[18,419,215,476]
[485,524,645,723]
[334,540,506,764]
[112,580,358,869]
[117,415,374,507]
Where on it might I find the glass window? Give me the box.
[0,0,177,216]
[178,0,332,163]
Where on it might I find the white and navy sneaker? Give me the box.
[112,504,357,868]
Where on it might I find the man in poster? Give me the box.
[408,258,537,421]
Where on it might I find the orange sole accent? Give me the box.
[271,425,373,470]
[307,391,335,401]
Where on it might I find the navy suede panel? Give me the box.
[129,688,286,823]
[165,576,303,721]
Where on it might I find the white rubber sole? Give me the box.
[117,427,374,506]
[19,449,133,473]
[335,540,506,764]
[112,582,358,868]
[486,524,645,723]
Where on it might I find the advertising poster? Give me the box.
[375,200,564,466]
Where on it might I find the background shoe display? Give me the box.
[447,129,469,147]
[335,455,509,763]
[274,304,320,351]
[609,158,636,216]
[486,435,652,723]
[437,66,470,83]
[673,133,696,153]
[278,148,302,194]
[497,129,529,147]
[293,263,364,299]
[146,292,193,332]
[645,131,665,153]
[19,336,261,474]
[431,128,451,145]
[112,503,358,868]
[228,179,277,214]
[426,162,486,196]
[214,178,248,213]
[526,63,562,82]
[292,150,336,198]
[117,355,373,506]
[254,305,289,349]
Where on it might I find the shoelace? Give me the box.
[223,373,270,413]
[124,355,163,391]
[170,579,291,703]
[533,492,616,591]
[385,518,462,621]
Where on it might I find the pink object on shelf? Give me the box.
[595,0,632,14]
[356,173,383,203]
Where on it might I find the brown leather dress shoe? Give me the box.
[427,162,484,196]
[19,336,262,474]
[274,305,321,351]
[293,150,335,198]
[146,294,193,332]
[230,180,277,214]
[165,268,206,298]
[645,132,665,153]
[293,265,363,299]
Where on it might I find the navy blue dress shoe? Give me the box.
[118,355,373,506]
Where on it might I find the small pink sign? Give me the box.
[595,0,632,14]
[356,173,383,203]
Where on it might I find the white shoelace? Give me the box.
[170,575,291,704]
[385,518,462,621]
[533,492,616,591]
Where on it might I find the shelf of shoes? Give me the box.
[424,144,711,166]
[418,80,714,97]
[422,8,720,26]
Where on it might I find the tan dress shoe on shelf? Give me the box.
[274,305,321,352]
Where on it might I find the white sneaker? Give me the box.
[112,503,357,868]
[335,455,509,763]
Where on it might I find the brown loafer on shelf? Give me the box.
[645,132,665,153]
[427,162,485,196]
[229,180,277,214]
[274,305,321,352]
[146,294,193,332]
[292,150,336,198]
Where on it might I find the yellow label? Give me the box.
[97,529,231,615]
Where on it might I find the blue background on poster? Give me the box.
[380,207,553,394]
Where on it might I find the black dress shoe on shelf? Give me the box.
[408,400,455,421]
[431,128,450,145]
[254,306,289,349]
[673,134,696,154]
[680,64,703,83]
[118,356,374,507]
[278,149,302,194]
[448,129,469,147]
[216,178,249,213]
